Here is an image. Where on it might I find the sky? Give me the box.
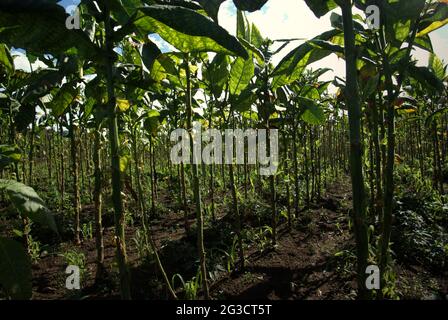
[216,0,448,83]
[15,0,448,86]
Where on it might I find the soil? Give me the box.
[1,178,446,300]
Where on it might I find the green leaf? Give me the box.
[14,104,36,133]
[408,65,445,93]
[425,107,448,126]
[239,38,265,64]
[233,0,269,12]
[119,155,130,173]
[47,83,79,117]
[0,44,14,75]
[272,29,341,90]
[301,85,320,100]
[0,144,21,170]
[377,0,425,26]
[197,0,226,22]
[204,53,230,98]
[330,12,364,32]
[0,2,100,58]
[237,10,250,40]
[8,68,64,94]
[229,54,254,95]
[116,99,131,113]
[232,86,257,112]
[251,23,264,48]
[382,0,426,43]
[310,39,344,54]
[141,40,162,71]
[298,97,325,125]
[414,34,434,52]
[131,5,248,58]
[0,237,32,300]
[393,20,411,42]
[417,2,448,37]
[0,179,57,233]
[144,110,161,135]
[428,53,446,80]
[304,0,338,18]
[361,74,380,100]
[108,0,144,25]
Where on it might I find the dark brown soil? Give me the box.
[2,178,446,300]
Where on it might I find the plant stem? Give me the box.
[340,0,370,300]
[104,4,131,300]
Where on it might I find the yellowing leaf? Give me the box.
[417,18,448,37]
[116,99,130,112]
[119,155,130,173]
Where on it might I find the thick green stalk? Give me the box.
[283,130,291,228]
[69,108,81,245]
[379,10,420,291]
[371,100,383,219]
[132,128,146,215]
[59,122,65,213]
[340,0,370,300]
[208,100,216,222]
[292,124,300,217]
[104,5,131,300]
[180,162,189,233]
[185,54,210,299]
[93,125,104,279]
[47,130,53,186]
[228,161,245,269]
[149,137,156,216]
[28,114,35,186]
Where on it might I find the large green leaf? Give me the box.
[144,109,161,135]
[330,12,364,32]
[0,44,14,76]
[297,97,325,125]
[130,5,248,58]
[377,0,426,44]
[232,85,258,112]
[229,54,254,95]
[204,53,230,98]
[197,0,226,22]
[0,237,32,300]
[7,68,63,94]
[233,0,269,12]
[304,0,338,18]
[428,53,446,80]
[14,104,36,133]
[414,34,434,52]
[0,179,57,233]
[237,9,249,40]
[251,23,264,49]
[107,0,144,25]
[0,145,21,170]
[47,83,79,117]
[271,29,341,90]
[141,40,162,71]
[0,1,100,58]
[408,65,445,93]
[417,2,448,37]
[386,0,426,22]
[393,20,412,42]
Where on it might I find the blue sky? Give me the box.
[58,0,79,7]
